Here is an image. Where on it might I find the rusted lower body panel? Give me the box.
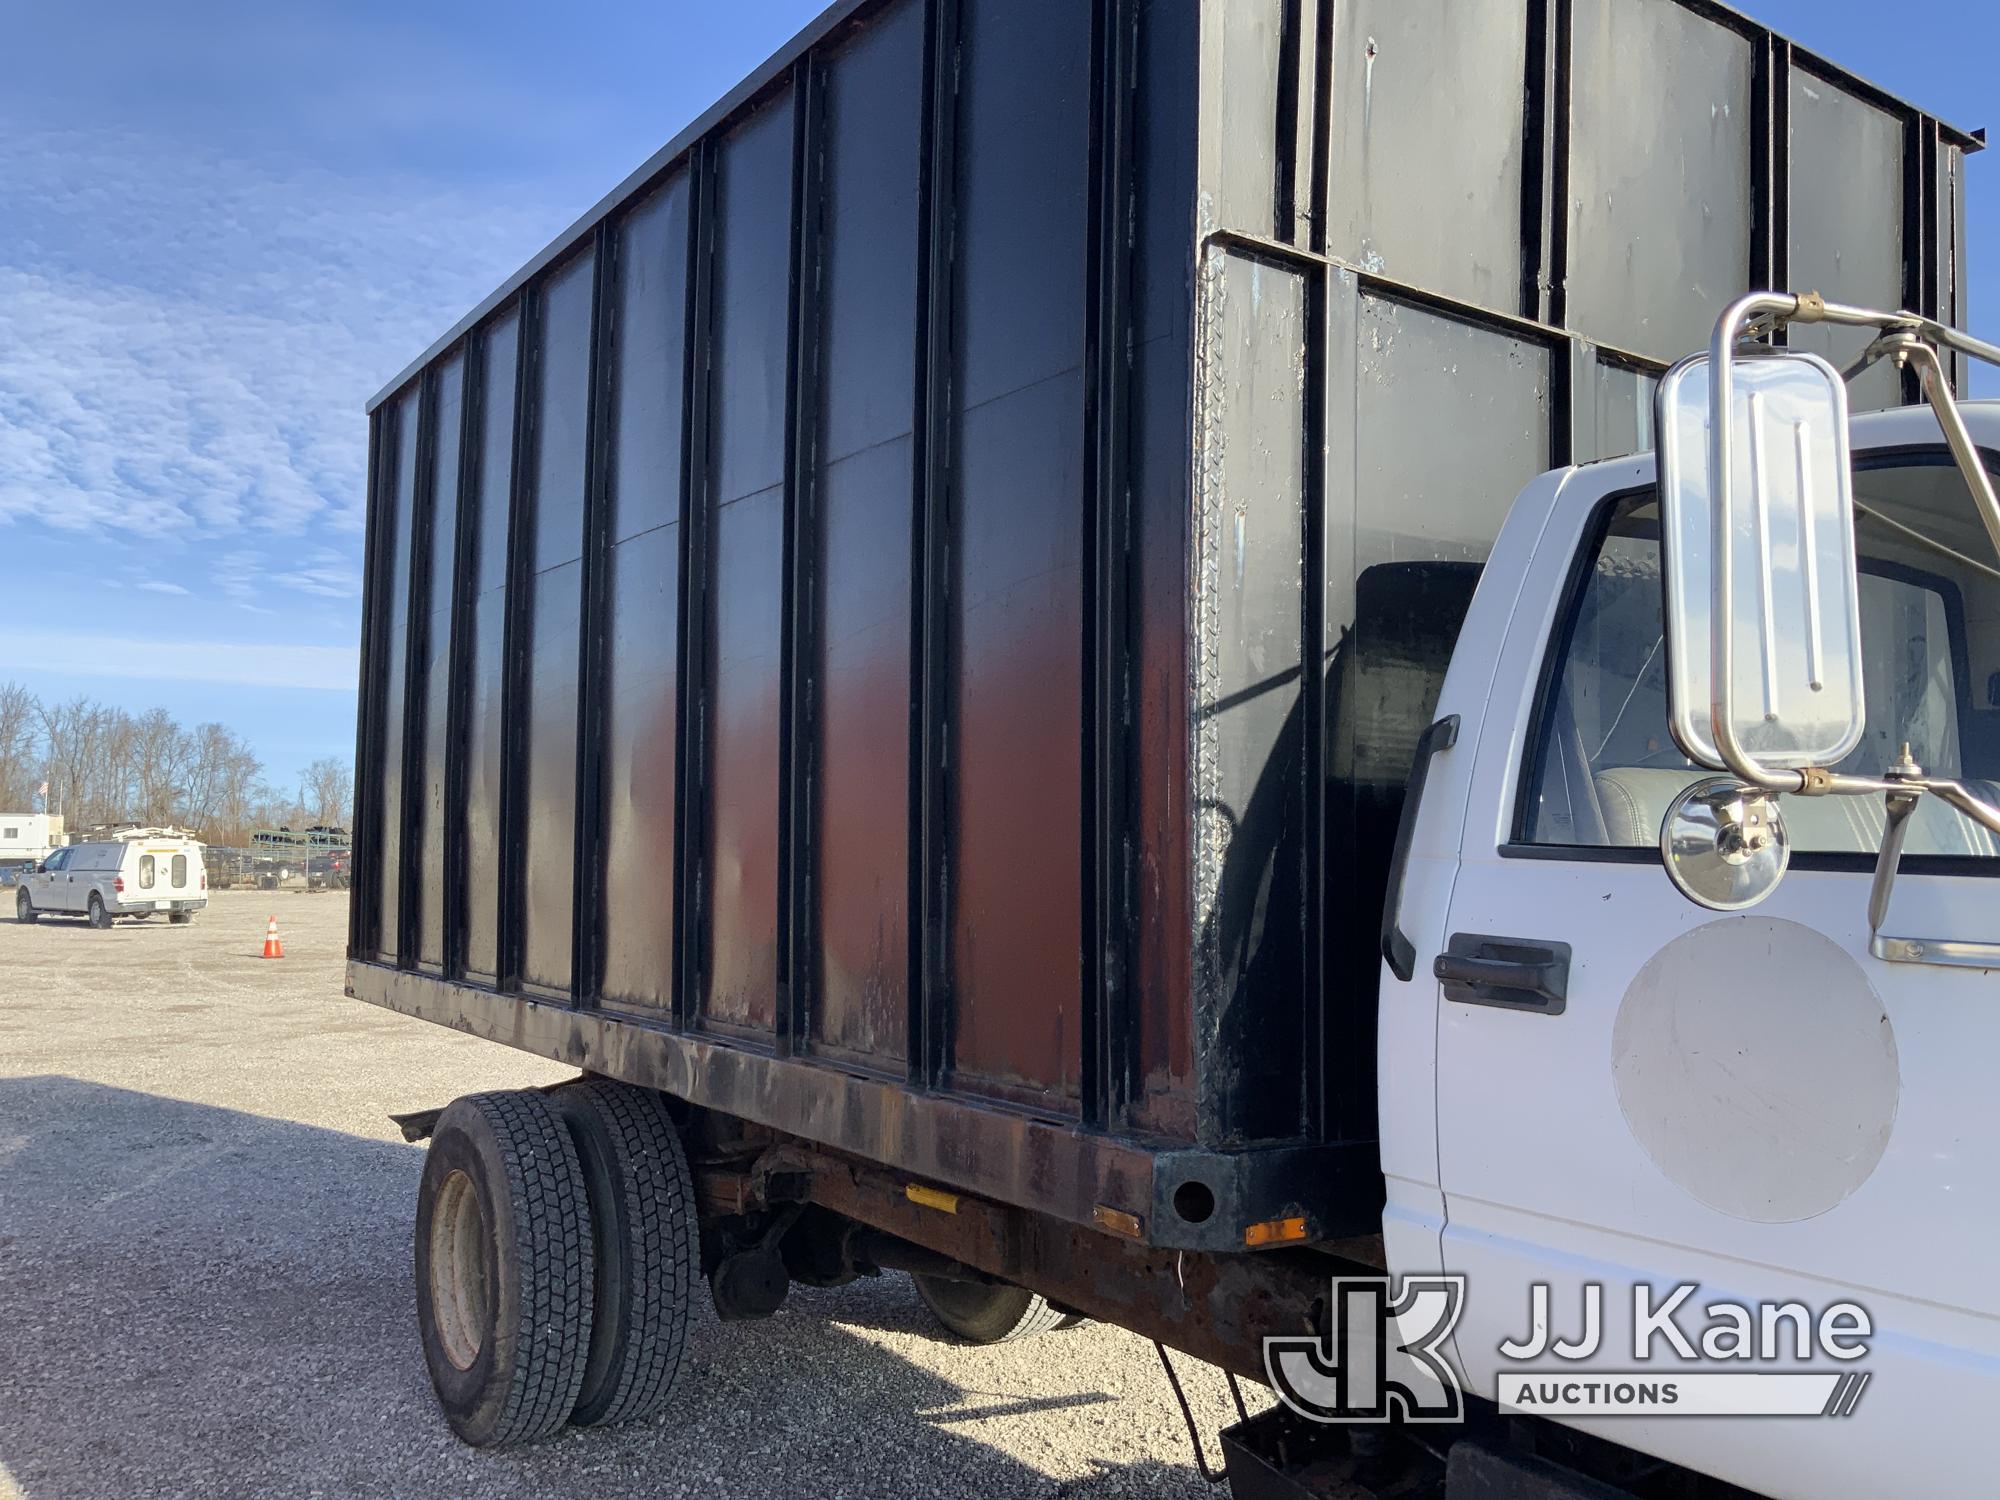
[350,0,1974,1257]
[350,963,1379,1252]
[787,1148,1358,1382]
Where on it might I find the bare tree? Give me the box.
[0,682,39,808]
[39,697,105,825]
[0,689,289,841]
[301,756,353,829]
[200,731,267,844]
[130,706,191,825]
[180,722,233,835]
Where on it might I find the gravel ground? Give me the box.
[0,892,1261,1499]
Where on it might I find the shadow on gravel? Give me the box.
[0,1077,1216,1499]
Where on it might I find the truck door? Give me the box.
[33,847,75,911]
[1423,443,2000,1498]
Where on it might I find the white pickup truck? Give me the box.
[17,831,208,927]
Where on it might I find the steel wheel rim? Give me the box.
[429,1169,490,1370]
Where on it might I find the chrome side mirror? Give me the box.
[1655,291,2000,932]
[1657,344,1867,781]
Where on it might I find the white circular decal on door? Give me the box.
[1612,916,1898,1224]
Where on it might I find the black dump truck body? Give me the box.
[351,0,1971,1262]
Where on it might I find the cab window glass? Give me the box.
[1522,459,1999,860]
[139,855,155,889]
[172,854,187,887]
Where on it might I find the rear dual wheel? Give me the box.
[912,1275,1084,1344]
[415,1083,698,1447]
[549,1081,699,1427]
[416,1091,595,1446]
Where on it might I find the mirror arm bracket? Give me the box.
[1866,790,1921,942]
[1921,778,2000,841]
[1869,782,2000,970]
[1866,752,2000,968]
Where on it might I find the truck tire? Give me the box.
[416,1091,595,1447]
[549,1081,699,1427]
[16,891,35,924]
[169,911,195,925]
[912,1275,1073,1344]
[87,893,112,929]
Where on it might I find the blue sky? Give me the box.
[0,0,826,789]
[0,0,1993,791]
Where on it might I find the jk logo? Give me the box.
[1265,1276,1467,1424]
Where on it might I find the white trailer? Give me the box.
[0,814,62,867]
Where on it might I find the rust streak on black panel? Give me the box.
[521,249,595,1000]
[946,0,1090,1118]
[812,4,926,1071]
[602,174,694,1015]
[703,93,797,1038]
[416,351,467,976]
[462,310,521,988]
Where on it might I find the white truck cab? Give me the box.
[17,831,208,928]
[1384,300,2000,1498]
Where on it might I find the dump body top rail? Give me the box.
[363,0,1978,415]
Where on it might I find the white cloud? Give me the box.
[207,544,358,612]
[7,630,357,691]
[136,579,191,595]
[0,127,574,594]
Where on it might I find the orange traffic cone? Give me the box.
[262,915,285,959]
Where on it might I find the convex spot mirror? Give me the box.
[1661,777,1791,911]
[1657,349,1867,774]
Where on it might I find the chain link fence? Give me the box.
[203,846,350,893]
